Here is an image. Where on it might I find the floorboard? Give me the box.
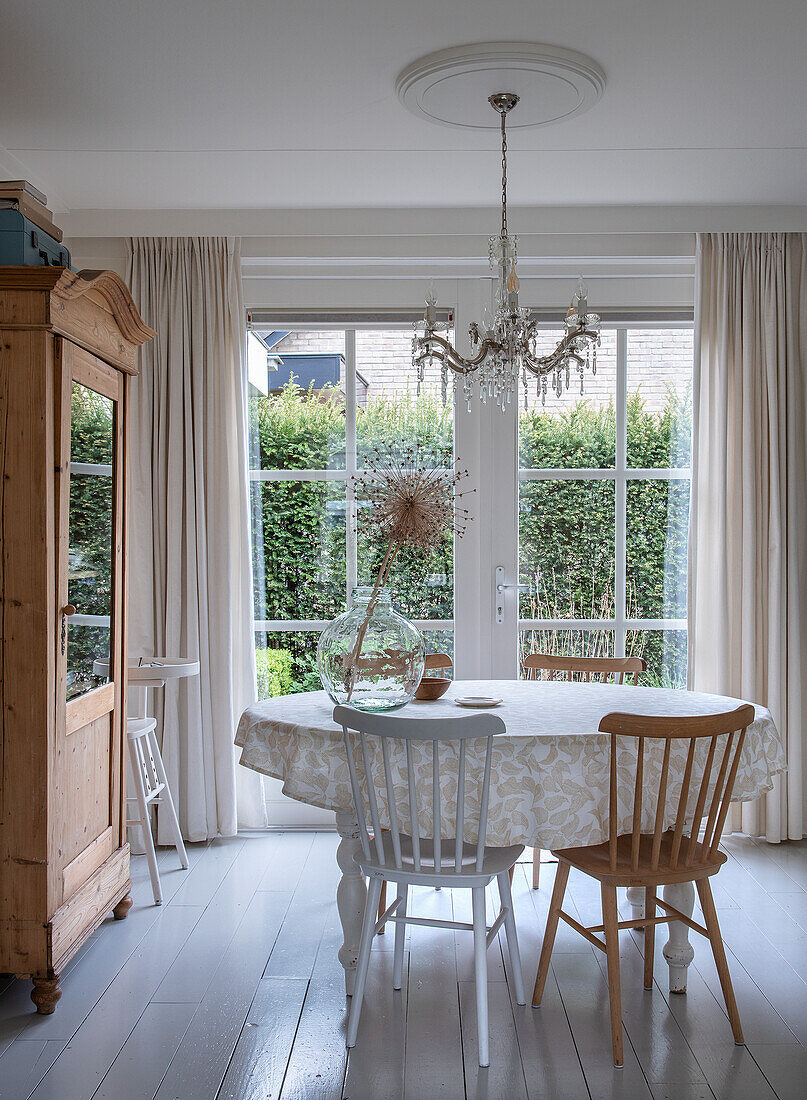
[91,1002,197,1100]
[217,978,308,1100]
[403,886,465,1100]
[277,909,349,1100]
[0,832,804,1100]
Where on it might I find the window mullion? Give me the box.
[615,328,627,657]
[345,329,358,605]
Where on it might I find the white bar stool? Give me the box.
[127,716,189,904]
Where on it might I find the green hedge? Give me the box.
[255,647,294,698]
[70,377,691,699]
[250,381,691,690]
[66,385,115,693]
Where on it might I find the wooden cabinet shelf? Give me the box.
[0,267,155,1013]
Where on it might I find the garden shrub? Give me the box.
[255,647,294,699]
[69,376,691,698]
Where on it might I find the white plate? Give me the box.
[455,696,502,708]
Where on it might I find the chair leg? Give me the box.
[346,876,384,1048]
[128,739,162,905]
[644,887,656,990]
[377,879,387,934]
[532,861,570,1006]
[697,878,744,1045]
[497,871,525,1005]
[532,848,541,889]
[147,727,189,869]
[601,883,624,1067]
[471,886,490,1068]
[393,883,407,991]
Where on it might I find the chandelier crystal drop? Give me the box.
[412,92,601,411]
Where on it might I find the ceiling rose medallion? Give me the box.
[396,43,606,411]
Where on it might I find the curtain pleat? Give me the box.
[690,232,807,841]
[126,237,265,840]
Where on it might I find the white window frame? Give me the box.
[517,321,692,665]
[249,321,456,649]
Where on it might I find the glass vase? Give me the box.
[317,586,425,711]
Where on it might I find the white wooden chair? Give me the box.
[126,716,188,904]
[335,705,526,1067]
[376,651,454,924]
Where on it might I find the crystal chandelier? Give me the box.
[412,92,601,411]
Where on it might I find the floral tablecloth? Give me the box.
[236,680,785,850]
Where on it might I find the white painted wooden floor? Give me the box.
[1,832,806,1100]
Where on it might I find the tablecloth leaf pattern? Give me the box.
[236,681,786,850]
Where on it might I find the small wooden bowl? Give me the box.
[414,676,451,701]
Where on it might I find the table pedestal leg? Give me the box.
[662,881,695,993]
[336,809,367,998]
[626,886,645,921]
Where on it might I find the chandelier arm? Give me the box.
[528,325,599,363]
[415,333,500,373]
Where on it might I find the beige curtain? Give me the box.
[126,237,264,840]
[689,232,807,841]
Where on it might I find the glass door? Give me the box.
[248,322,455,698]
[54,339,125,903]
[472,321,693,685]
[247,320,455,822]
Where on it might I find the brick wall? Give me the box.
[273,327,692,412]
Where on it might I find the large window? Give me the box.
[518,325,692,686]
[248,324,455,698]
[248,319,692,697]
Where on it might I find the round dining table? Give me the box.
[236,679,785,997]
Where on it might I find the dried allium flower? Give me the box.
[353,445,472,550]
[341,445,474,700]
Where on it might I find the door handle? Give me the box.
[494,567,528,624]
[61,604,76,655]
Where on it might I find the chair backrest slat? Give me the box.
[359,729,386,865]
[343,725,373,862]
[630,736,644,872]
[685,734,719,867]
[651,739,672,870]
[335,705,505,880]
[433,740,441,874]
[670,737,696,869]
[524,653,646,685]
[709,729,747,859]
[476,737,493,872]
[455,738,467,872]
[701,734,734,859]
[598,705,755,876]
[380,735,403,868]
[405,739,421,872]
[609,734,618,872]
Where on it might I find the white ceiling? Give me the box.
[2,0,807,213]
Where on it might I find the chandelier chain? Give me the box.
[500,109,508,239]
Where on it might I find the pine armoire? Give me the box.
[0,266,155,1012]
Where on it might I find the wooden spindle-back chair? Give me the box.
[522,653,647,889]
[531,704,755,1066]
[335,704,525,1068]
[523,653,646,684]
[423,651,453,675]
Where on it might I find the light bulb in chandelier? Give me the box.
[574,276,588,322]
[506,261,520,310]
